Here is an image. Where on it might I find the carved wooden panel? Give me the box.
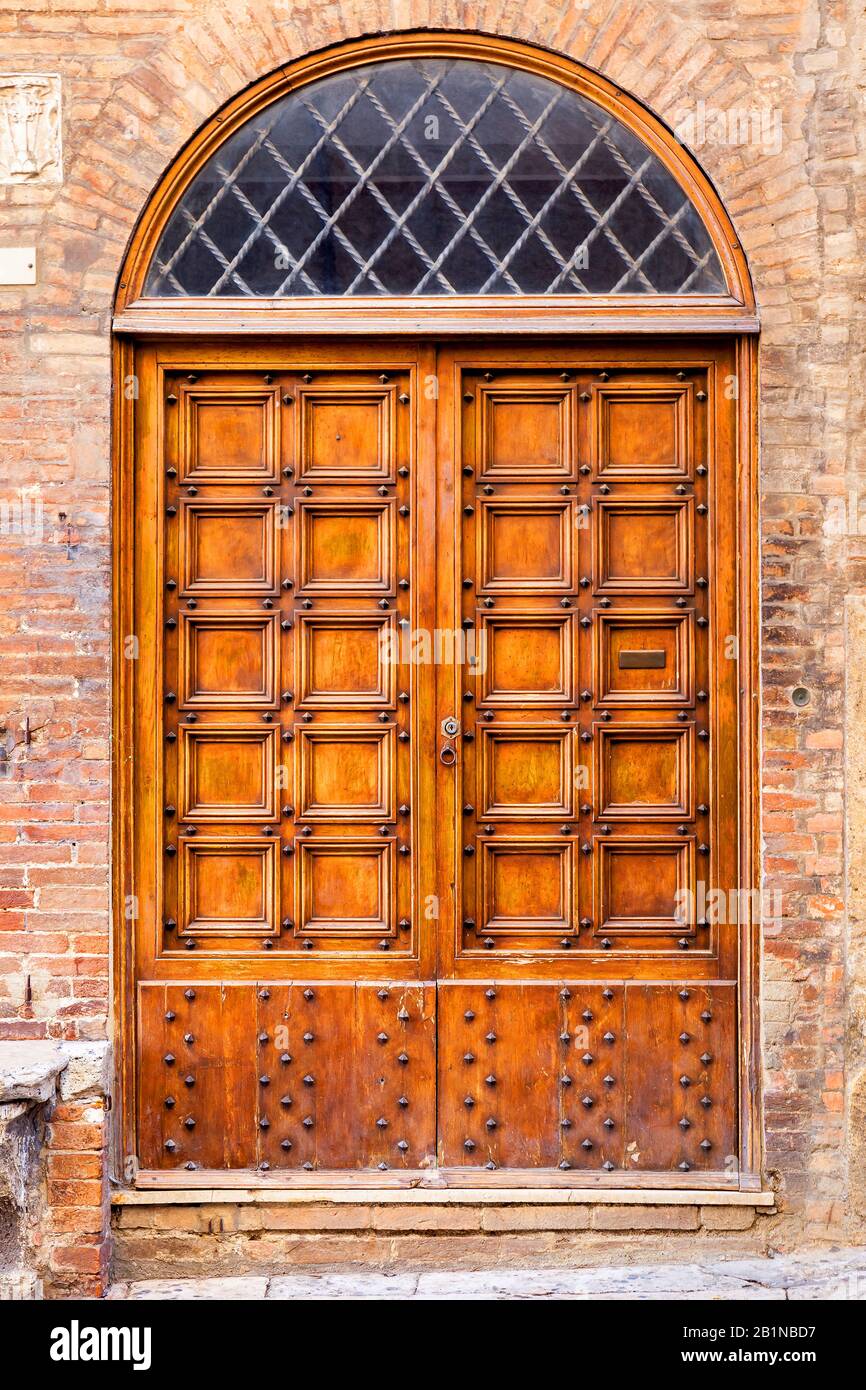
[296,839,395,941]
[479,725,573,821]
[594,498,693,594]
[476,384,575,479]
[181,501,277,596]
[480,613,573,707]
[179,385,280,484]
[296,613,396,709]
[178,837,279,939]
[179,726,277,823]
[297,500,393,595]
[594,723,693,821]
[594,836,696,944]
[479,839,575,938]
[178,613,279,709]
[479,499,573,593]
[591,381,693,480]
[595,610,694,707]
[298,386,395,483]
[296,726,393,822]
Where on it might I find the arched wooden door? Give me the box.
[114,35,760,1188]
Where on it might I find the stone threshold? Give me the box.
[113,1186,775,1208]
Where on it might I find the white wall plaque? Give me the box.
[0,247,36,284]
[0,74,62,184]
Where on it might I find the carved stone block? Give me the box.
[0,74,62,184]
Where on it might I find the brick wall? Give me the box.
[0,0,864,1250]
[112,1197,769,1279]
[40,1093,111,1297]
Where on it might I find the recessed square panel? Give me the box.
[179,613,278,709]
[595,611,693,706]
[179,838,278,936]
[594,837,694,936]
[595,724,693,820]
[180,501,276,596]
[298,387,395,482]
[476,386,575,479]
[480,725,573,819]
[297,500,393,595]
[479,840,573,933]
[179,727,277,822]
[298,840,393,937]
[479,499,573,593]
[296,613,396,709]
[480,613,573,706]
[180,387,279,484]
[592,383,693,480]
[594,499,693,594]
[296,727,393,821]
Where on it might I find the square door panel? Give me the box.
[479,839,573,934]
[296,614,396,709]
[179,613,278,709]
[476,386,575,479]
[298,840,394,937]
[478,499,573,593]
[592,383,693,480]
[480,725,573,820]
[594,837,695,937]
[297,500,393,595]
[595,611,693,707]
[179,387,279,484]
[296,727,393,821]
[594,499,693,594]
[179,727,277,822]
[595,724,693,820]
[179,838,278,937]
[480,613,573,706]
[180,502,276,596]
[298,387,395,483]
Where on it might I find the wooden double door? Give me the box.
[127,337,745,1180]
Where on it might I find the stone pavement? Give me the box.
[108,1246,866,1300]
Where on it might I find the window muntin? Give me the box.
[145,58,726,298]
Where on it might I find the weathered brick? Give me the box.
[480,1205,591,1232]
[591,1206,701,1232]
[699,1206,758,1231]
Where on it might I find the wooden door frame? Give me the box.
[111,29,761,1189]
[112,329,760,1189]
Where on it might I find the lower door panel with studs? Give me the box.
[127,339,747,1181]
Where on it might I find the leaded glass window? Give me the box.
[145,58,726,298]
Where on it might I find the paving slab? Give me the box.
[109,1277,270,1301]
[107,1246,866,1301]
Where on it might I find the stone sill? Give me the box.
[114,1186,775,1209]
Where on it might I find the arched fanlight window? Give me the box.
[144,57,727,298]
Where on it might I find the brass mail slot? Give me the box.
[618,649,666,669]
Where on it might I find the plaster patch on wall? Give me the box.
[0,75,62,185]
[845,597,866,1221]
